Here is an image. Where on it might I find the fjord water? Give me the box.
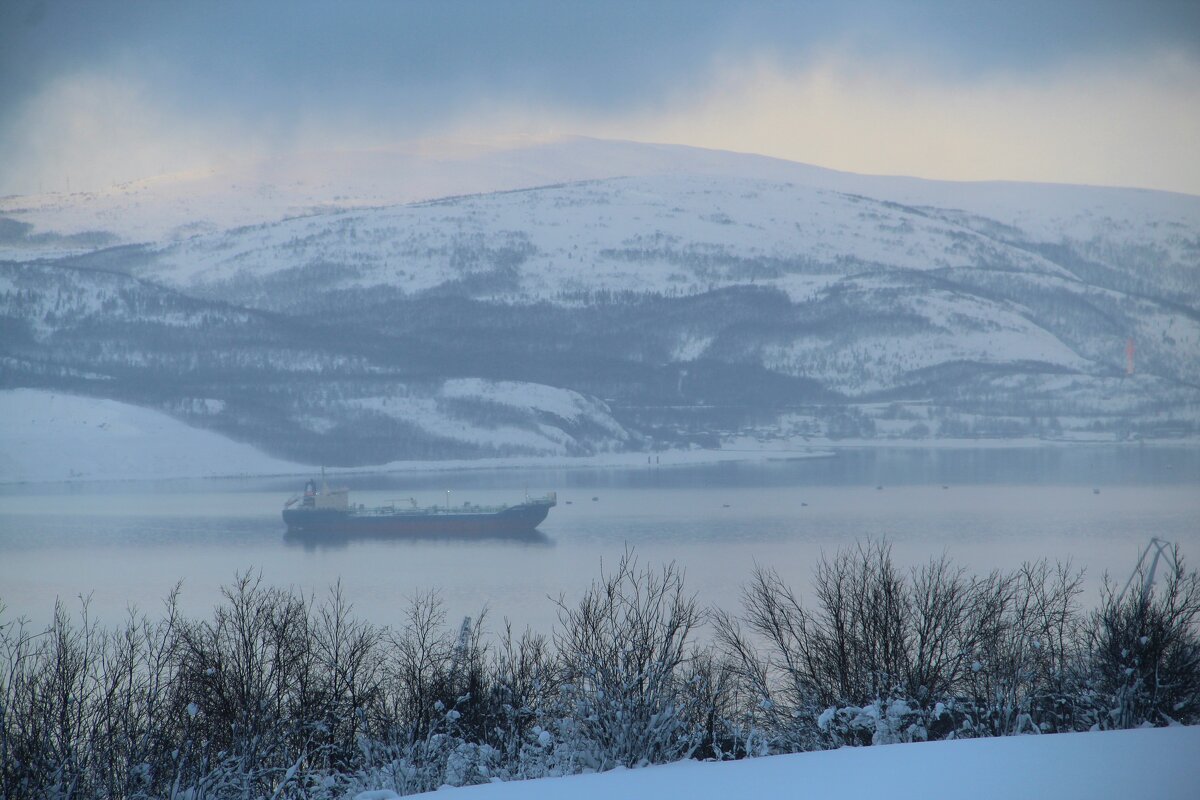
[1,447,1198,633]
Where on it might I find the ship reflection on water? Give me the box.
[282,525,555,551]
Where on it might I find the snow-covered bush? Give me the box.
[550,551,704,770]
[337,728,499,797]
[0,593,185,800]
[1082,544,1200,730]
[817,698,931,746]
[474,624,560,779]
[957,559,1086,737]
[715,541,1099,747]
[1,542,1197,799]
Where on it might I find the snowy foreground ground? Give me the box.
[390,727,1200,800]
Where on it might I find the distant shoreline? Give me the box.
[4,436,1198,488]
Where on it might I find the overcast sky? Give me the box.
[2,0,1198,195]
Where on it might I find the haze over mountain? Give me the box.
[7,135,1196,250]
[3,137,1198,475]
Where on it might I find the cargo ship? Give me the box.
[282,475,556,536]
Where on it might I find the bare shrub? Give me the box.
[715,541,1090,746]
[1084,543,1200,729]
[379,590,457,745]
[307,580,386,769]
[551,550,702,769]
[0,594,183,800]
[0,541,1195,798]
[959,560,1084,736]
[711,568,821,752]
[678,647,742,760]
[171,573,318,791]
[476,622,558,776]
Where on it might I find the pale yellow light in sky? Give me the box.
[587,51,1200,193]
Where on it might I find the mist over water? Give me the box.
[1,447,1197,633]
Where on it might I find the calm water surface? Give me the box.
[2,447,1198,633]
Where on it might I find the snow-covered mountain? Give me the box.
[5,135,1196,271]
[145,175,1082,294]
[116,172,1197,387]
[0,261,635,465]
[3,137,1198,467]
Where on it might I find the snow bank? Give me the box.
[405,726,1199,800]
[0,389,305,483]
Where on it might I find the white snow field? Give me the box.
[138,170,1191,302]
[0,389,305,482]
[4,135,1197,256]
[397,727,1200,800]
[0,387,836,484]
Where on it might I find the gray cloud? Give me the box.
[2,0,1198,194]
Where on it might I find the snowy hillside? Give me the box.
[398,726,1199,800]
[0,262,635,466]
[141,175,1076,295]
[3,136,843,248]
[118,170,1200,424]
[0,384,632,484]
[296,379,632,456]
[0,389,305,482]
[3,137,1199,460]
[4,136,1198,275]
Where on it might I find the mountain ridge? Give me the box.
[3,138,1198,465]
[3,135,1197,246]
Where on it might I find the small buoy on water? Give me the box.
[592,496,599,502]
[801,502,808,507]
[942,485,949,490]
[876,485,883,491]
[1093,488,1100,495]
[722,504,731,508]
[565,500,573,505]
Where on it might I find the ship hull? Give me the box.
[282,500,553,536]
